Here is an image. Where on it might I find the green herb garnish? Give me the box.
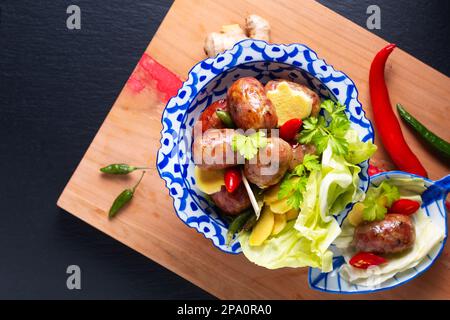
[232,131,268,160]
[277,154,320,209]
[298,99,351,155]
[361,181,400,221]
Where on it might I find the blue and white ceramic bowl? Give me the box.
[157,39,374,254]
[309,171,449,294]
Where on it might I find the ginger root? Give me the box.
[204,14,271,57]
[204,24,248,58]
[245,14,270,42]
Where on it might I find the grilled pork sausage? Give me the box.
[227,77,278,130]
[353,214,416,254]
[211,184,251,215]
[194,99,228,133]
[289,143,317,170]
[244,137,292,188]
[192,128,237,170]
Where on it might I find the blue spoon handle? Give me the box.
[422,174,450,206]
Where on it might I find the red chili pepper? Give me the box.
[279,118,303,142]
[349,252,387,269]
[224,168,242,193]
[369,44,428,177]
[368,164,384,176]
[389,199,420,215]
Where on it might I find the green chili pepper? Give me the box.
[216,110,236,128]
[100,164,149,175]
[397,104,450,158]
[108,171,146,218]
[242,214,257,232]
[226,210,254,244]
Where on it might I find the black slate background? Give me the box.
[0,0,448,299]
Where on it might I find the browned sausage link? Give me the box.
[228,77,278,130]
[244,137,292,188]
[211,184,251,216]
[194,99,228,134]
[192,128,238,170]
[289,143,317,170]
[353,214,416,254]
[265,79,321,117]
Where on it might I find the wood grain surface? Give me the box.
[57,0,450,299]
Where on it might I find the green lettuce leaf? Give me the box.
[344,130,377,164]
[381,177,425,196]
[239,143,365,272]
[239,220,336,271]
[319,143,365,218]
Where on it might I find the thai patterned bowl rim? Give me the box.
[156,39,374,254]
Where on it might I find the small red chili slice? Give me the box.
[389,199,420,215]
[368,164,384,176]
[350,252,387,269]
[279,118,303,142]
[224,168,242,193]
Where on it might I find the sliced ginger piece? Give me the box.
[269,197,292,214]
[249,206,275,246]
[347,202,365,226]
[266,82,313,126]
[286,208,299,221]
[194,166,225,195]
[271,213,287,235]
[263,184,281,204]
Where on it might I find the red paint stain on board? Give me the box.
[127,53,183,103]
[127,77,145,93]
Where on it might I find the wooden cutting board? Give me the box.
[57,0,450,299]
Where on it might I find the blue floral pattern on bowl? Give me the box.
[309,171,449,294]
[156,39,374,254]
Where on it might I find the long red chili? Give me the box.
[369,44,428,177]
